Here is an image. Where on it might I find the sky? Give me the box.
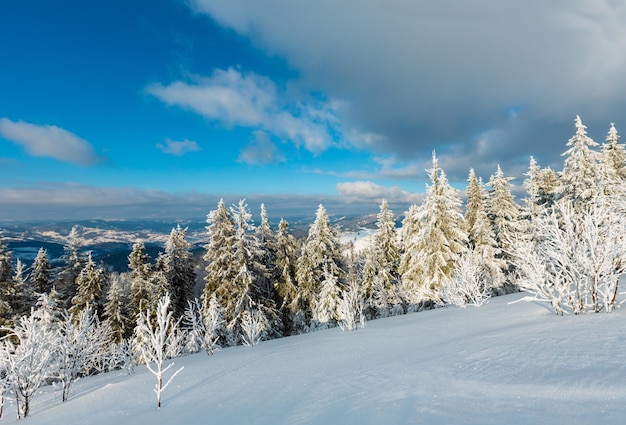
[1,0,626,221]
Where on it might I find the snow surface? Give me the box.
[5,292,626,424]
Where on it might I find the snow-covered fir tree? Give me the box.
[60,225,84,308]
[10,259,32,318]
[69,252,106,319]
[313,264,341,328]
[601,123,626,181]
[273,218,305,334]
[103,273,128,344]
[226,200,280,340]
[256,204,277,297]
[599,123,626,205]
[128,242,153,326]
[370,200,403,317]
[202,199,236,317]
[465,169,505,291]
[486,164,521,280]
[30,247,52,294]
[558,115,602,208]
[162,225,196,319]
[296,204,345,328]
[400,152,467,306]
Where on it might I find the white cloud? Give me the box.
[336,181,422,204]
[238,131,285,165]
[146,68,339,155]
[188,0,626,181]
[156,138,201,156]
[0,118,102,166]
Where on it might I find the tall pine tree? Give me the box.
[296,204,345,328]
[400,152,467,306]
[163,225,196,319]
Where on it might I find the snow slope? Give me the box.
[5,293,626,424]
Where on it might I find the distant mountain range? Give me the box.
[0,213,387,273]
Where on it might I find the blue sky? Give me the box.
[2,1,626,221]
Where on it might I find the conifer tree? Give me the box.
[400,152,467,305]
[558,115,601,207]
[31,247,52,294]
[11,259,33,318]
[70,252,106,318]
[601,123,626,181]
[371,200,403,317]
[465,169,505,290]
[228,200,280,339]
[296,204,345,327]
[486,165,521,277]
[103,273,128,344]
[163,225,196,319]
[599,123,626,206]
[128,242,153,324]
[398,203,420,296]
[202,199,236,315]
[60,226,84,308]
[273,218,304,334]
[256,204,277,295]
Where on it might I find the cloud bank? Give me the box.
[188,0,626,180]
[0,118,102,166]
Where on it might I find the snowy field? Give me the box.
[4,292,626,424]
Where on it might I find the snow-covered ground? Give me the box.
[4,292,626,424]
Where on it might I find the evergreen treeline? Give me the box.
[0,116,625,417]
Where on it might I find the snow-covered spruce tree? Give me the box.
[256,204,277,298]
[398,204,421,306]
[33,287,62,329]
[312,264,341,328]
[11,259,34,319]
[0,310,57,418]
[465,169,505,291]
[128,242,153,328]
[296,204,345,328]
[441,248,491,308]
[103,273,128,344]
[31,247,52,294]
[59,225,84,309]
[54,308,110,402]
[207,200,278,343]
[69,252,106,319]
[370,200,403,317]
[601,123,626,181]
[513,198,626,314]
[599,123,626,209]
[486,164,521,283]
[400,152,467,307]
[273,218,305,334]
[135,293,184,409]
[162,225,196,320]
[558,115,602,208]
[202,199,236,320]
